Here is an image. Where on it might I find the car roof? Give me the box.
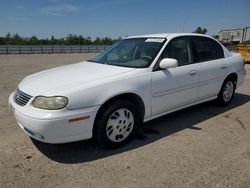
[125,33,207,39]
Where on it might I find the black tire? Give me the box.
[94,100,139,148]
[216,77,236,106]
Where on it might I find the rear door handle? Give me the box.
[221,64,227,69]
[189,70,197,76]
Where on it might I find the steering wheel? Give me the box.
[141,56,152,63]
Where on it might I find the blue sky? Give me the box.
[0,0,249,39]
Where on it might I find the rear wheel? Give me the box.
[216,78,236,106]
[94,100,139,148]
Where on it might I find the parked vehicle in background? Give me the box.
[9,33,246,148]
[237,40,250,63]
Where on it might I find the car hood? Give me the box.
[18,61,136,96]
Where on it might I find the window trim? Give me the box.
[153,36,194,71]
[91,37,167,68]
[190,36,225,63]
[153,35,225,71]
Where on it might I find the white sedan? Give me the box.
[9,33,246,148]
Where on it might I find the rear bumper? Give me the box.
[9,92,99,144]
[237,68,246,88]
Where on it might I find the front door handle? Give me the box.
[189,70,197,76]
[221,64,227,69]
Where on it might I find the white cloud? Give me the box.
[40,4,78,16]
[40,1,138,16]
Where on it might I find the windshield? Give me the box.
[90,38,166,68]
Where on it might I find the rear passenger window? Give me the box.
[162,37,193,66]
[191,37,224,62]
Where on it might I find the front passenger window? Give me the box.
[162,37,193,66]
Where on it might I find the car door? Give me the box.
[151,36,199,115]
[190,36,228,101]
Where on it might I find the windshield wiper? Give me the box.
[87,60,105,64]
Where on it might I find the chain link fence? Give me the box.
[0,45,110,54]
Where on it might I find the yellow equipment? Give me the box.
[237,40,250,62]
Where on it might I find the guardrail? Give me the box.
[0,45,110,54]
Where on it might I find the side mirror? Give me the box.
[159,58,178,69]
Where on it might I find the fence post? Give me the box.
[6,46,8,54]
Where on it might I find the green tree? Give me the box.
[5,33,11,39]
[51,35,57,45]
[4,33,12,44]
[0,33,119,45]
[0,37,5,45]
[29,35,39,45]
[94,37,101,45]
[193,27,207,34]
[12,33,22,45]
[212,35,219,39]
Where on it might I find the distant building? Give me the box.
[219,27,250,44]
[243,27,250,42]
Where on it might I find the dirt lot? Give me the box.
[0,54,250,188]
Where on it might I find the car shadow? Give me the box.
[32,93,250,164]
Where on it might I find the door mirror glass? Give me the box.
[159,58,178,69]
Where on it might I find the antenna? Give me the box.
[182,19,187,32]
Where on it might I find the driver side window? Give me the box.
[162,37,193,66]
[107,43,135,62]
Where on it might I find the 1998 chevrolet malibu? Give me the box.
[9,33,246,148]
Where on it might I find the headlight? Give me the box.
[32,96,68,110]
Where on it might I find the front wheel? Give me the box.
[94,100,139,148]
[216,78,236,106]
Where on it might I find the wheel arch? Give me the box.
[93,92,145,135]
[224,72,238,86]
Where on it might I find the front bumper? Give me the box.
[9,92,100,144]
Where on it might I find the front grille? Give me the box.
[14,89,32,106]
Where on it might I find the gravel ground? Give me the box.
[0,54,250,188]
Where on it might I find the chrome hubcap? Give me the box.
[106,108,134,142]
[223,81,234,102]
